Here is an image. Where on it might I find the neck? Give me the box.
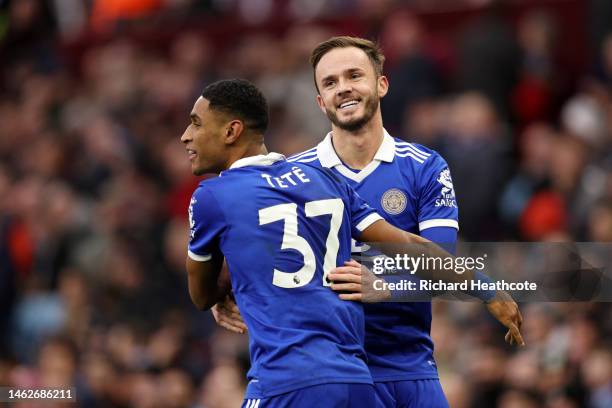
[226,139,268,169]
[330,113,384,170]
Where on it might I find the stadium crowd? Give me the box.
[1,0,611,407]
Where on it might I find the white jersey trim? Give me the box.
[245,399,261,408]
[315,129,396,183]
[395,143,431,159]
[419,219,459,231]
[287,148,317,161]
[356,213,384,232]
[336,161,382,182]
[188,250,212,262]
[395,142,430,157]
[394,151,425,163]
[293,156,319,163]
[229,152,286,169]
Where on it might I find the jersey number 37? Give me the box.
[259,198,343,289]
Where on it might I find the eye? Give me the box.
[323,80,335,88]
[351,72,361,79]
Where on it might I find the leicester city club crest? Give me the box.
[381,188,407,215]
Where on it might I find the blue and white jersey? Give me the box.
[289,130,459,381]
[188,153,382,398]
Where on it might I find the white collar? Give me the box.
[229,152,286,169]
[316,128,395,168]
[315,129,395,183]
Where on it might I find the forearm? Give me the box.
[189,283,227,311]
[188,279,224,311]
[363,221,488,295]
[386,231,494,301]
[358,221,524,345]
[372,230,469,280]
[405,231,475,280]
[187,256,228,310]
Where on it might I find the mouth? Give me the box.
[186,148,197,161]
[338,99,360,111]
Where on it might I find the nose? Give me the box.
[180,127,191,144]
[336,78,352,97]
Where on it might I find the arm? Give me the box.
[186,184,230,310]
[421,227,458,298]
[186,254,228,310]
[210,261,248,334]
[332,219,525,346]
[360,220,474,283]
[328,229,458,301]
[420,226,457,254]
[329,222,465,298]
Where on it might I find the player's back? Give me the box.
[189,154,376,399]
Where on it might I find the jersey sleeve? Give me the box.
[187,184,226,262]
[345,182,383,238]
[417,153,459,232]
[420,226,457,254]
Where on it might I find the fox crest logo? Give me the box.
[435,169,457,208]
[437,169,455,197]
[381,188,407,215]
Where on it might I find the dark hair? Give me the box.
[310,36,385,91]
[201,79,268,133]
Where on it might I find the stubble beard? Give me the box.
[326,93,379,132]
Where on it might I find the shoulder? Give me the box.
[390,139,453,189]
[287,147,321,165]
[285,148,339,182]
[283,161,349,198]
[195,176,222,194]
[190,179,234,231]
[393,138,450,171]
[293,160,345,185]
[191,177,228,209]
[392,138,441,165]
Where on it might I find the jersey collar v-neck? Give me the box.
[316,129,395,183]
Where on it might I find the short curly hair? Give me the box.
[201,79,269,133]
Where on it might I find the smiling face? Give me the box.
[314,46,388,132]
[180,97,229,175]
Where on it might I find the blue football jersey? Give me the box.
[289,130,459,381]
[188,153,382,398]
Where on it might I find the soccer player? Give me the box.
[211,37,524,407]
[183,79,377,407]
[301,37,455,407]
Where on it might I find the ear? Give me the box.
[316,94,327,114]
[224,120,244,144]
[377,75,389,98]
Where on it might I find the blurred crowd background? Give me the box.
[1,0,612,407]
